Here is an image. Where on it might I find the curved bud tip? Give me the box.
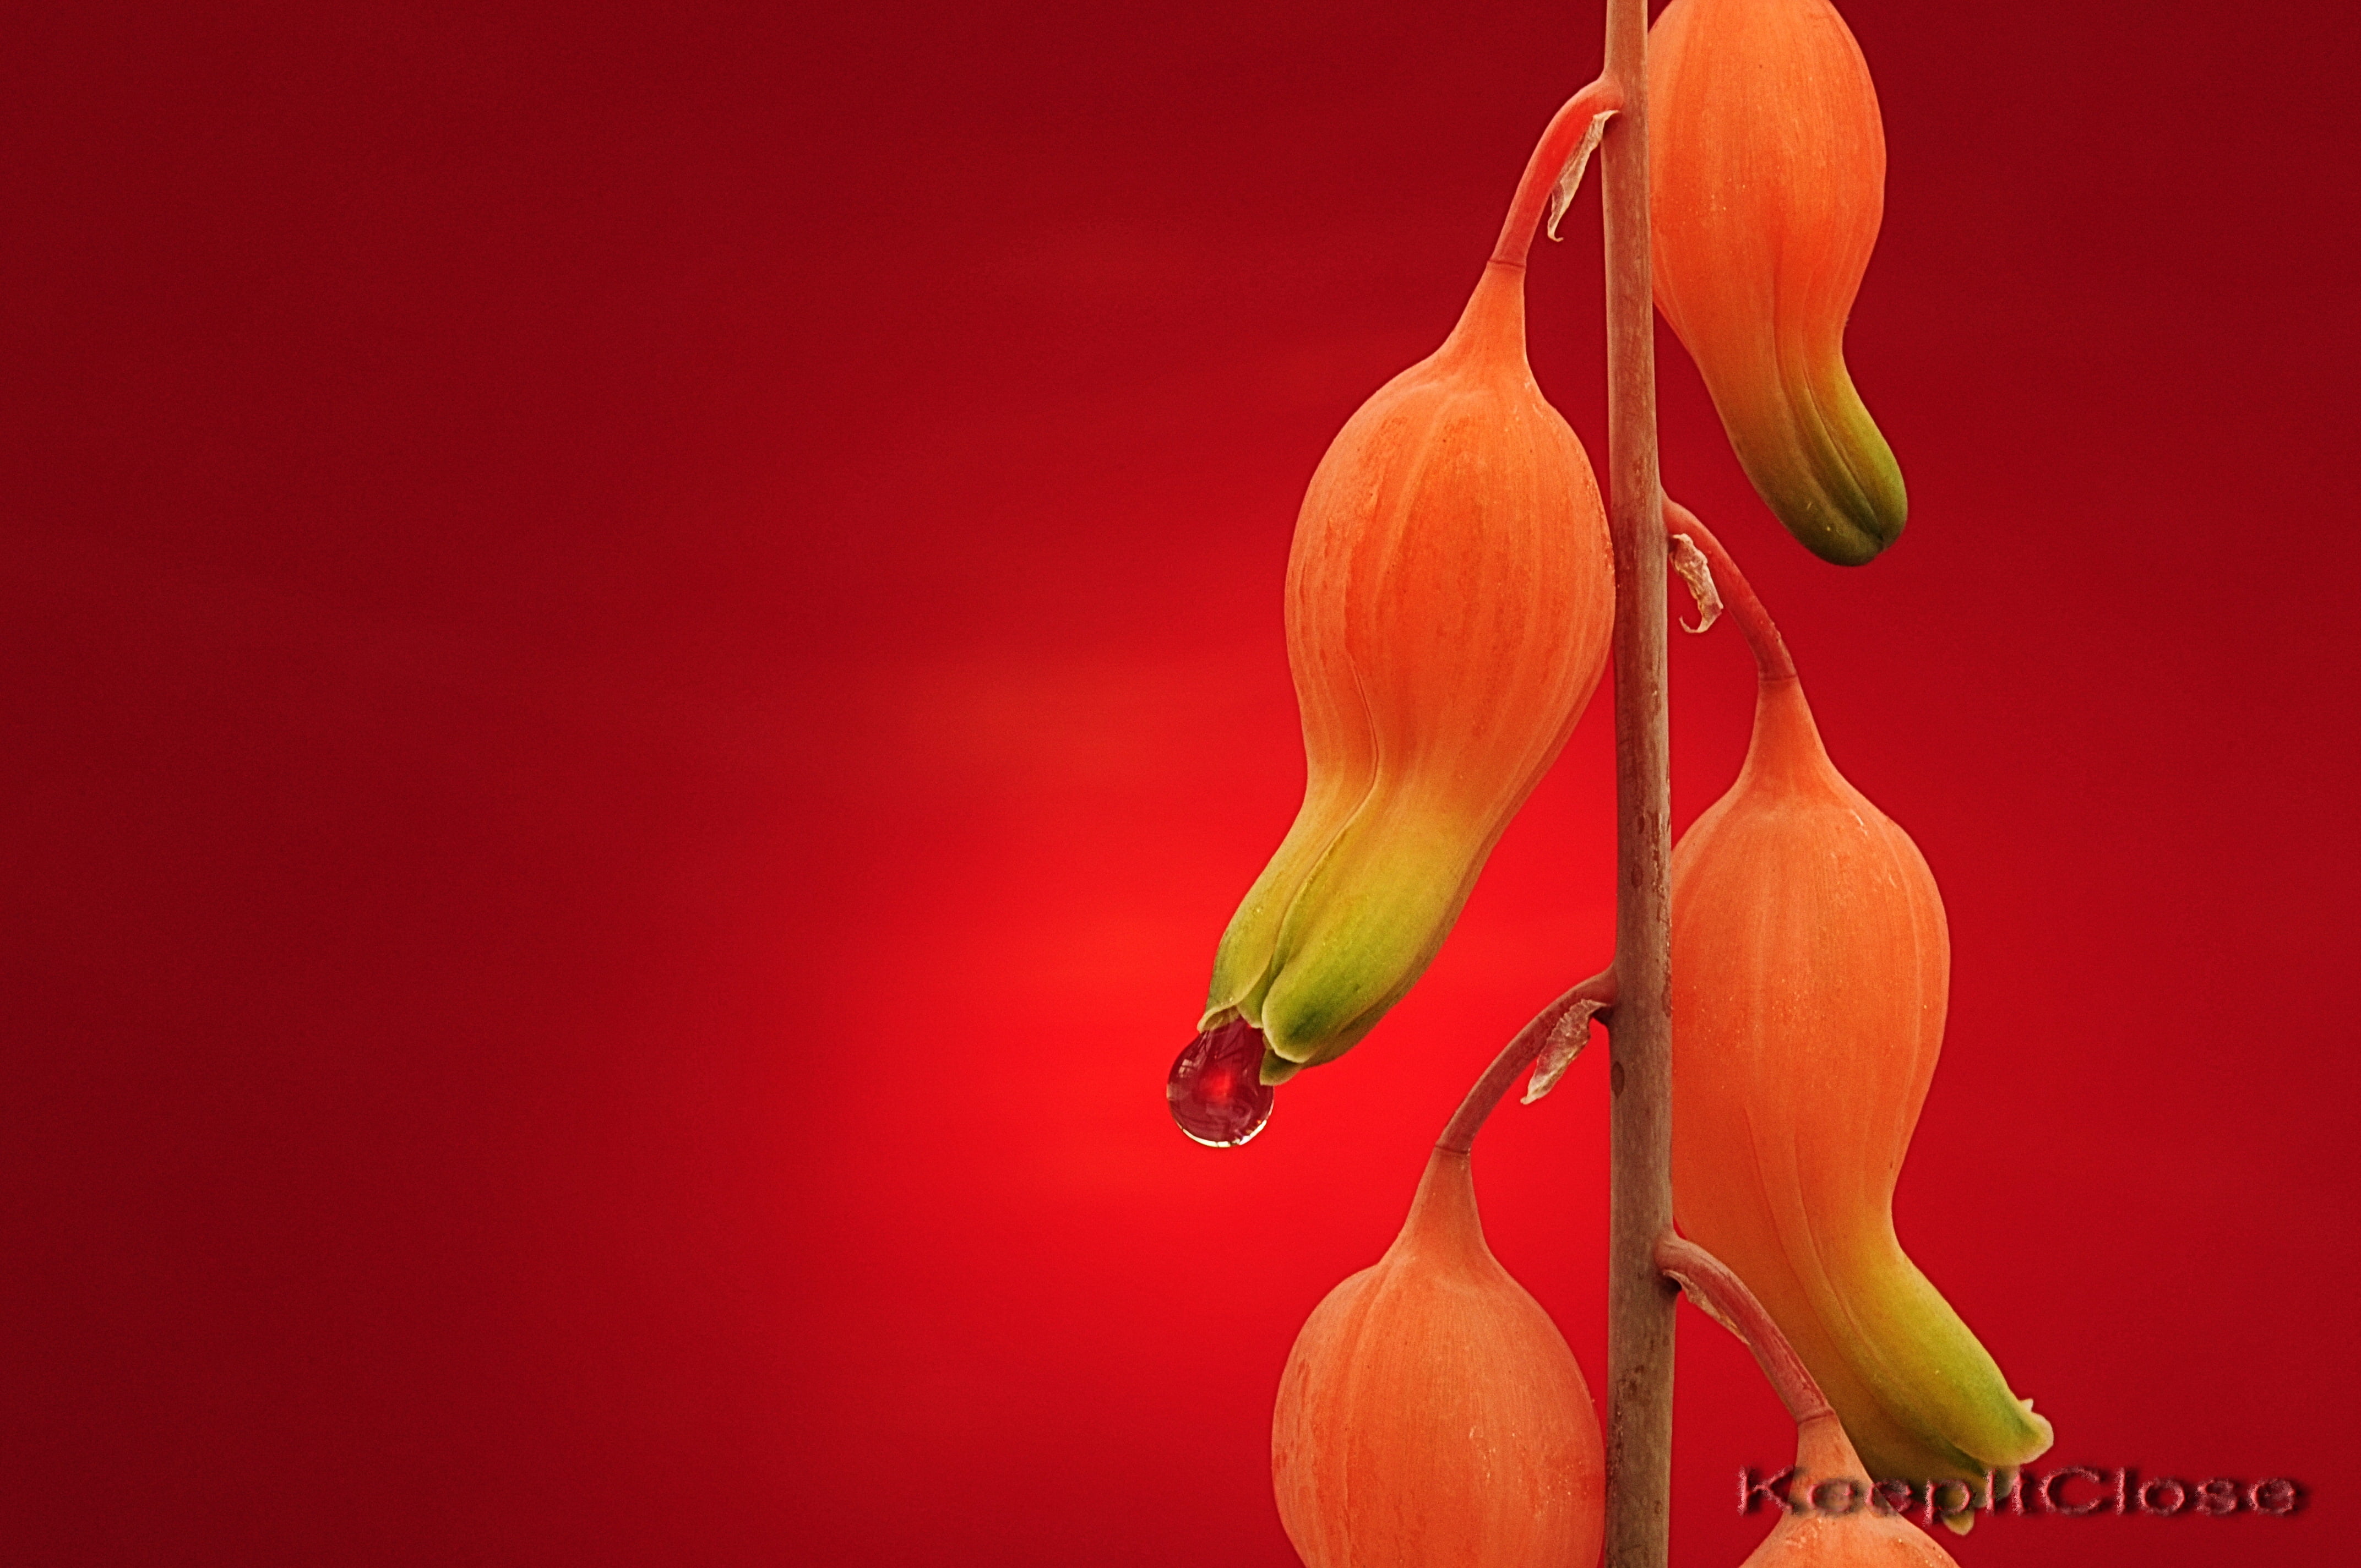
[1749,377,1907,566]
[1167,1017,1276,1147]
[1647,0,1908,567]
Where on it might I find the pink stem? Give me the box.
[1663,497,1796,683]
[1653,1232,1835,1428]
[1437,968,1617,1155]
[1489,79,1625,270]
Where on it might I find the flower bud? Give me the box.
[1204,260,1613,1081]
[1671,676,2052,1495]
[1272,1147,1604,1567]
[1649,0,1907,564]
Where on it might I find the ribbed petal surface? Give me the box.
[1672,679,2052,1488]
[1206,264,1611,1072]
[1650,0,1907,563]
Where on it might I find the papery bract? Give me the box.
[1671,674,2052,1498]
[1272,1147,1604,1567]
[1650,0,1906,564]
[1202,162,1614,1083]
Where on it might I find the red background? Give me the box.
[7,2,2357,1562]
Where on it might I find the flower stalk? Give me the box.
[1436,968,1615,1155]
[1598,0,1675,1562]
[1657,1233,1965,1565]
[1654,1232,1832,1428]
[1664,497,1794,682]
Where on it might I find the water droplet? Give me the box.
[1167,1017,1275,1147]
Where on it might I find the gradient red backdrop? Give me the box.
[7,2,2357,1562]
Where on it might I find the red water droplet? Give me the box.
[1167,1017,1276,1147]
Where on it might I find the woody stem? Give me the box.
[1436,968,1616,1154]
[1653,1232,1836,1427]
[1599,1,1675,1563]
[1664,497,1797,683]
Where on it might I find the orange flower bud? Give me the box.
[1671,675,2052,1494]
[1649,0,1907,564]
[1201,90,1618,1083]
[1272,1147,1604,1567]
